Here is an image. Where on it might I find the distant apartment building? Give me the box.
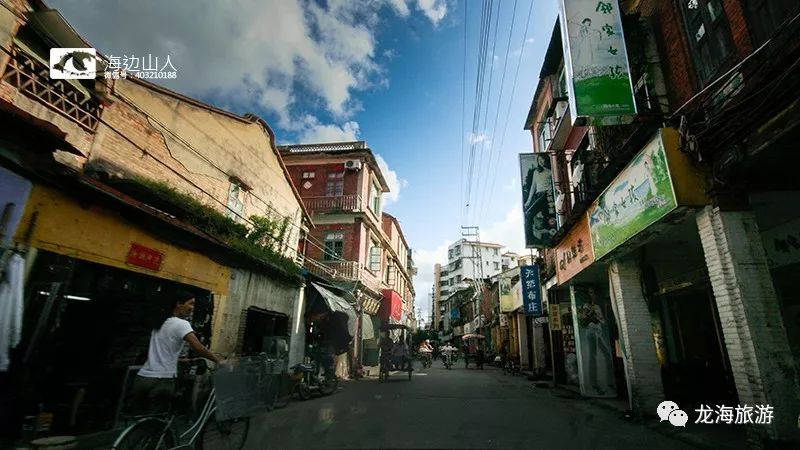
[433,239,504,331]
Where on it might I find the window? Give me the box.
[226,182,244,220]
[745,0,798,45]
[323,232,344,261]
[369,182,381,215]
[456,275,462,283]
[679,0,735,83]
[368,240,381,272]
[538,119,552,153]
[494,262,500,270]
[385,263,396,285]
[493,248,499,256]
[326,172,344,196]
[302,171,315,179]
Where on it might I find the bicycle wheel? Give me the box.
[112,418,175,450]
[198,415,250,450]
[318,375,338,396]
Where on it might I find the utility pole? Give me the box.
[461,226,484,332]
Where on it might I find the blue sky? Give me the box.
[50,0,558,322]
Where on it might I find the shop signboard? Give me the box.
[558,0,636,123]
[126,243,164,271]
[588,130,678,259]
[555,214,595,284]
[520,265,544,317]
[499,267,521,312]
[519,153,557,248]
[571,285,616,398]
[549,304,562,331]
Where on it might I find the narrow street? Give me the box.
[246,364,695,450]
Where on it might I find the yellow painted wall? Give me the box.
[14,183,231,294]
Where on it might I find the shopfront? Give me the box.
[1,183,231,440]
[587,128,734,410]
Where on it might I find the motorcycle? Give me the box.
[441,350,454,370]
[420,352,432,369]
[289,356,338,400]
[503,357,520,376]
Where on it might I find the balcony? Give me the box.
[303,258,386,293]
[303,194,362,214]
[1,45,101,131]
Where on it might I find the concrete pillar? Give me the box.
[696,206,800,442]
[288,287,306,368]
[518,314,530,370]
[608,258,665,415]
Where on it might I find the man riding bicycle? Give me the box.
[418,339,434,367]
[128,290,223,415]
[440,342,456,368]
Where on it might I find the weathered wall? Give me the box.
[93,80,304,258]
[214,268,302,360]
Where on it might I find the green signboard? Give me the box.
[588,131,677,259]
[559,0,637,122]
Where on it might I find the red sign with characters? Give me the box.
[380,289,403,322]
[126,243,164,271]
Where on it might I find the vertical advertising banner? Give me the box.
[520,154,557,248]
[559,0,637,122]
[499,267,521,312]
[520,265,543,317]
[570,285,617,398]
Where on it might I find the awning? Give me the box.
[311,282,357,337]
[361,312,375,340]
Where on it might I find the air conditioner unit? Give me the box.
[345,159,362,170]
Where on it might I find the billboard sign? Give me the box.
[520,153,557,248]
[588,130,677,259]
[555,214,595,284]
[520,265,544,317]
[499,267,521,312]
[558,0,637,123]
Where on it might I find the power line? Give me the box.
[472,0,502,224]
[465,0,493,222]
[460,0,468,225]
[477,0,518,225]
[481,0,535,225]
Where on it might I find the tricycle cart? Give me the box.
[378,324,414,382]
[462,334,487,369]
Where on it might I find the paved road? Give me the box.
[244,363,702,450]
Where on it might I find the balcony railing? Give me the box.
[303,195,362,214]
[2,45,101,131]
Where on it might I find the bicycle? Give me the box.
[112,359,250,450]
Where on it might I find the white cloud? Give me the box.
[50,0,447,128]
[481,205,528,255]
[387,0,411,16]
[290,115,360,143]
[526,37,536,44]
[417,0,448,25]
[469,132,491,145]
[412,240,451,323]
[375,154,407,205]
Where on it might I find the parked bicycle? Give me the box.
[112,359,249,450]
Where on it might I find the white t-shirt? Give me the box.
[138,317,194,378]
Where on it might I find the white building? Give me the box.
[501,252,520,271]
[433,239,505,331]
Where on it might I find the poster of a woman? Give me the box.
[572,286,617,397]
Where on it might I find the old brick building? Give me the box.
[279,142,417,370]
[524,0,800,445]
[0,0,315,442]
